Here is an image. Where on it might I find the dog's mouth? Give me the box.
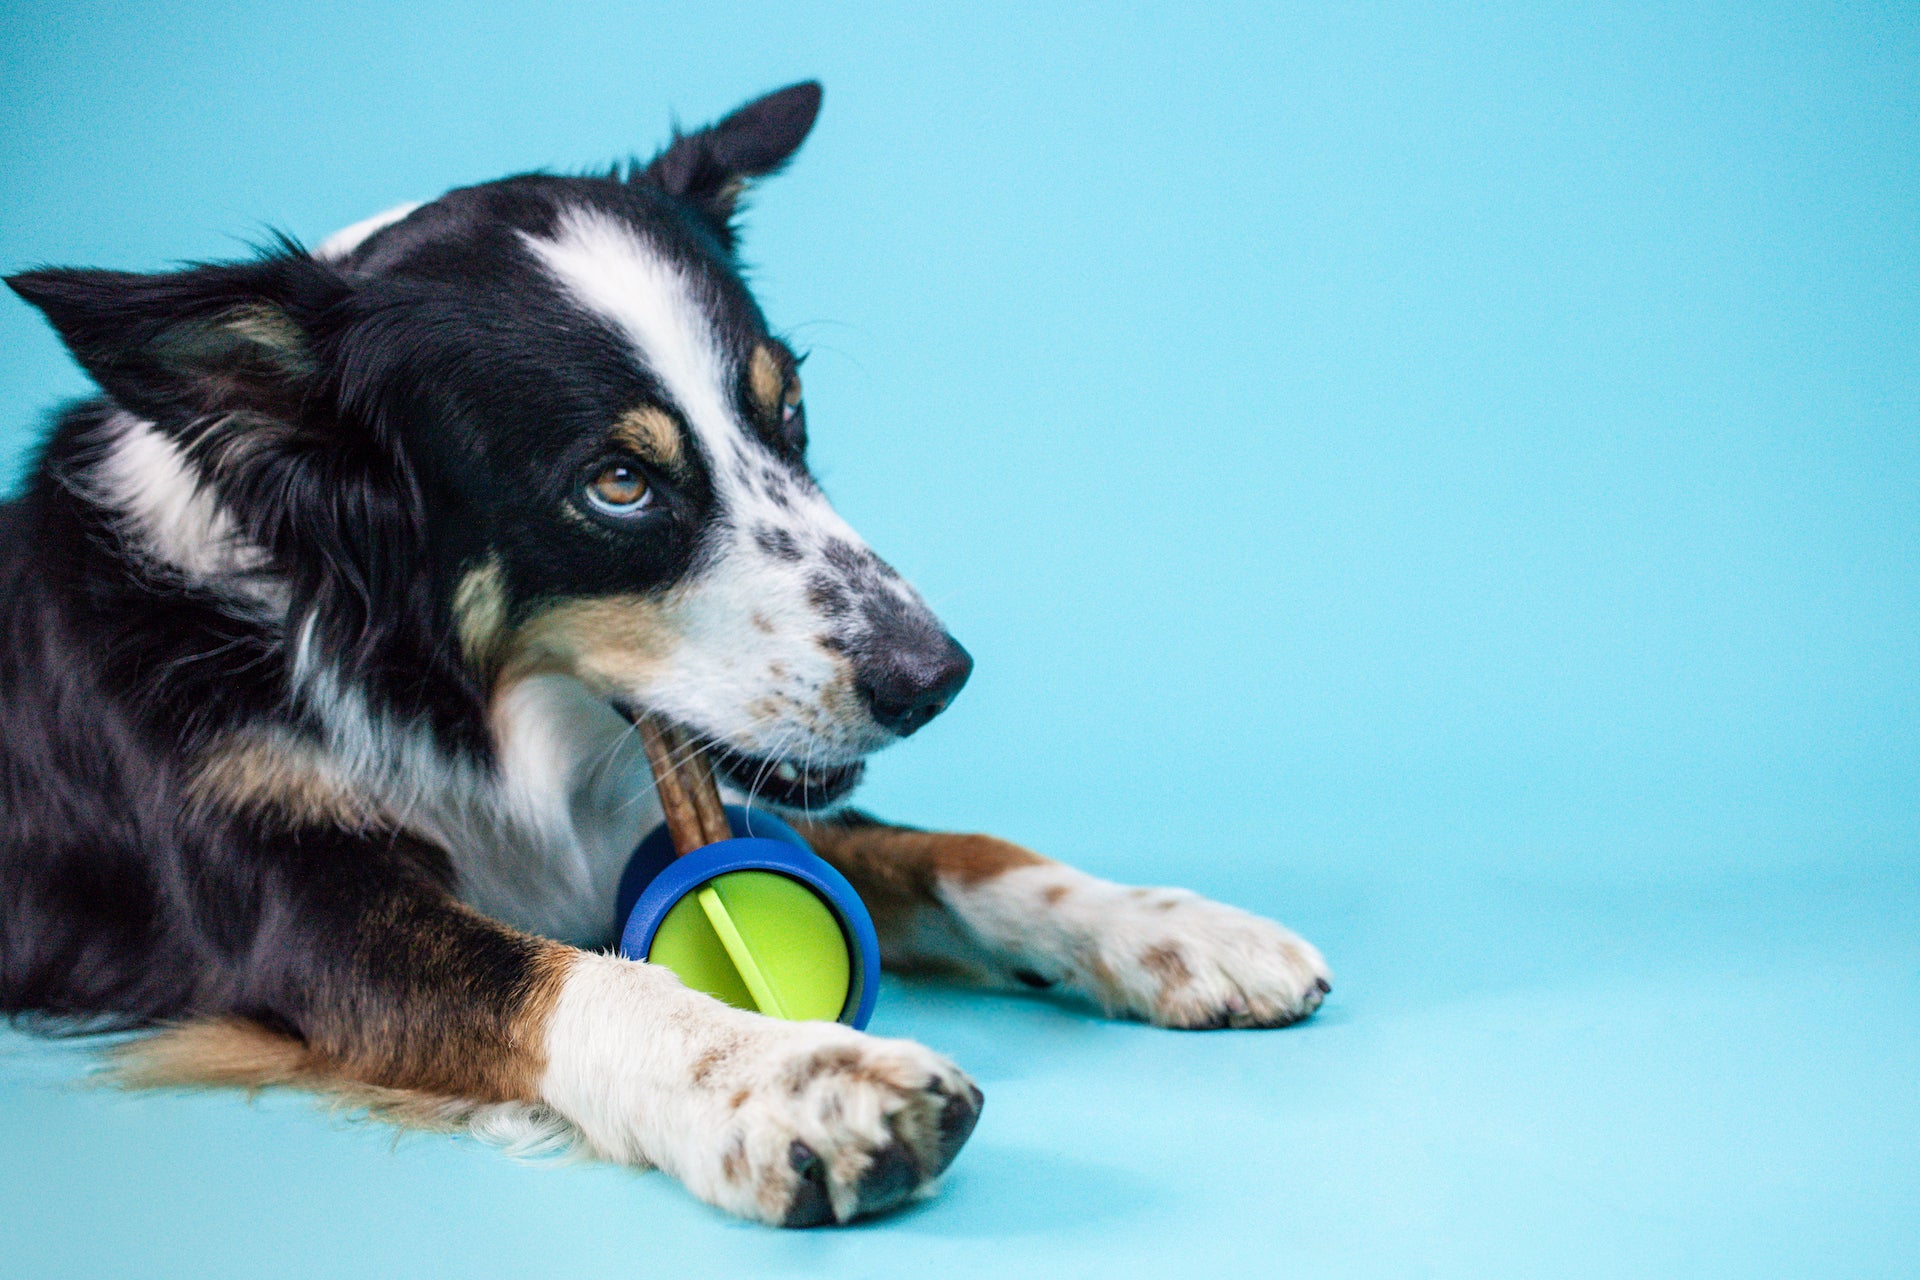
[708,746,865,811]
[612,702,865,810]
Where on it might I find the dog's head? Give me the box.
[8,83,969,807]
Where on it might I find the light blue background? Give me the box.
[2,2,1915,1276]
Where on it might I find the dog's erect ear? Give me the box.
[6,254,347,426]
[641,81,823,246]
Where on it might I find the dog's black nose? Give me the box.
[858,633,973,737]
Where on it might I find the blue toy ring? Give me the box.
[616,807,881,1029]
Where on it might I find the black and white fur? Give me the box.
[0,83,1329,1226]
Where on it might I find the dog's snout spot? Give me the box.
[753,524,804,562]
[819,538,882,584]
[807,573,852,619]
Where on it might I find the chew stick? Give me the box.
[636,714,731,855]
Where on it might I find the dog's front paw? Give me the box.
[950,867,1331,1029]
[1095,890,1331,1029]
[541,956,982,1226]
[673,1020,982,1226]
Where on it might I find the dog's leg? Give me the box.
[175,830,980,1225]
[796,813,1331,1029]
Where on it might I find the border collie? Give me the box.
[0,83,1330,1226]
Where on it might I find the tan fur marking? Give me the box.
[780,1044,897,1098]
[612,405,685,469]
[721,1135,749,1184]
[495,941,577,1099]
[113,936,576,1109]
[691,1040,740,1088]
[1042,884,1069,905]
[1139,944,1192,988]
[222,304,315,373]
[322,905,572,1105]
[793,821,1050,929]
[499,593,683,689]
[153,304,313,378]
[453,555,509,672]
[785,1044,862,1094]
[188,731,384,830]
[749,344,785,415]
[106,1006,575,1136]
[1086,956,1121,1000]
[109,1016,318,1093]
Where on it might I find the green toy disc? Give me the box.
[647,870,852,1022]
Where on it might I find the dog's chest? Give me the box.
[397,674,663,946]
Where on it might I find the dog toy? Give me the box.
[615,716,880,1029]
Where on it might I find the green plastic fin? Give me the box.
[696,883,789,1018]
[710,872,851,1022]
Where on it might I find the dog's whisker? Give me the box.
[741,747,778,816]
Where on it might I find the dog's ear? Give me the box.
[641,81,823,247]
[7,256,434,684]
[6,253,347,426]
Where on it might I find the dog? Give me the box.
[0,82,1330,1226]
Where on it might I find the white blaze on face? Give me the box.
[521,207,905,759]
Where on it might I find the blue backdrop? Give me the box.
[2,3,1915,1276]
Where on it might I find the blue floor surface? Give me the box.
[5,856,1916,1278]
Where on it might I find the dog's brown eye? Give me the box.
[584,462,652,516]
[781,375,802,422]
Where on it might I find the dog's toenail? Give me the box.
[1315,977,1331,994]
[1012,968,1053,989]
